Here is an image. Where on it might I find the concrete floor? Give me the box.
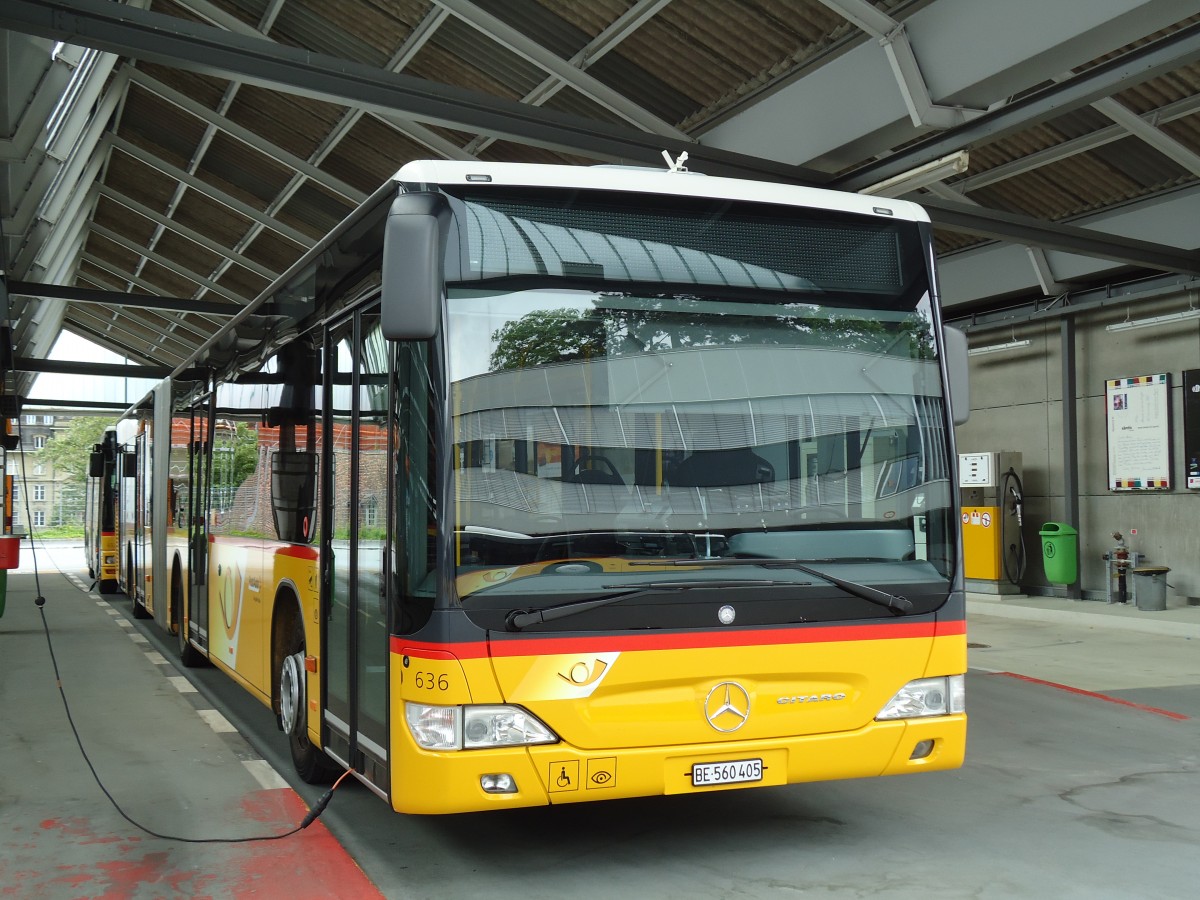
[0,544,381,899]
[3,541,1199,898]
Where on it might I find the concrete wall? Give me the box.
[956,290,1200,604]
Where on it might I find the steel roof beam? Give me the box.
[104,135,314,249]
[956,93,1200,193]
[96,185,280,283]
[944,272,1200,332]
[79,251,226,327]
[1089,95,1200,178]
[62,305,192,366]
[11,356,174,378]
[0,0,826,184]
[74,273,223,348]
[921,194,1200,277]
[7,280,241,316]
[435,0,688,139]
[87,222,252,305]
[60,318,177,368]
[177,0,471,161]
[64,305,194,362]
[818,0,984,129]
[464,0,673,157]
[123,69,367,205]
[12,67,127,279]
[833,19,1200,191]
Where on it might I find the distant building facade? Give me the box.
[5,410,88,532]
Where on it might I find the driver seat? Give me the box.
[671,447,774,487]
[573,465,624,486]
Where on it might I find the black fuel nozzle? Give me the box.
[1008,483,1024,527]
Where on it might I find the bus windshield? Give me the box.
[448,287,955,613]
[443,189,955,627]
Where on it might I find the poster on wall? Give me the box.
[1184,369,1200,490]
[1106,373,1171,490]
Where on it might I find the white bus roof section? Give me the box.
[394,160,930,224]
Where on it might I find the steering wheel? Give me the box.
[572,455,624,484]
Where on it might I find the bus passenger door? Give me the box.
[324,308,391,795]
[187,398,213,654]
[134,429,151,614]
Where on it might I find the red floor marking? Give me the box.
[8,793,385,900]
[996,672,1190,720]
[233,789,386,900]
[40,816,126,844]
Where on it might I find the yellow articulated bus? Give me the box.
[127,159,971,814]
[84,426,121,594]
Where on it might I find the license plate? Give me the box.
[691,758,763,788]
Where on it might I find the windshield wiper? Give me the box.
[632,558,913,616]
[504,579,792,632]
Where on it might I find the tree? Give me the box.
[489,308,607,371]
[38,416,113,484]
[232,422,261,485]
[486,295,936,373]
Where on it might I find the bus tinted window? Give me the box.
[452,188,925,301]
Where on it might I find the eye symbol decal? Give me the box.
[590,771,612,785]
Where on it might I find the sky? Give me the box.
[25,331,158,411]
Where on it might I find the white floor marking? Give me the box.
[242,759,290,791]
[198,708,238,733]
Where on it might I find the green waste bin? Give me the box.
[1039,522,1078,584]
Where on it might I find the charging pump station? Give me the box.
[959,451,1026,594]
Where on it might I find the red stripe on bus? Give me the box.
[996,672,1190,720]
[275,545,319,560]
[395,618,963,659]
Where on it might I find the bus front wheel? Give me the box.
[279,618,338,784]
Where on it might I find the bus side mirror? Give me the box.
[89,451,105,478]
[122,452,138,478]
[381,192,451,341]
[944,326,970,425]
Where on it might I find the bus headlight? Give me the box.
[405,702,558,750]
[876,675,965,720]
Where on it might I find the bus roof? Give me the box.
[393,159,930,224]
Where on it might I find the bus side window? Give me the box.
[393,341,437,635]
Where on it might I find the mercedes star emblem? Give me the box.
[704,681,751,732]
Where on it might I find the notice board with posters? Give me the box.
[1106,373,1171,490]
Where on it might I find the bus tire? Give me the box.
[128,548,151,618]
[98,579,119,595]
[173,575,205,668]
[280,617,338,784]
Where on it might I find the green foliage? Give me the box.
[489,308,607,371]
[40,416,114,484]
[213,421,263,491]
[232,422,260,485]
[30,525,85,539]
[486,297,936,373]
